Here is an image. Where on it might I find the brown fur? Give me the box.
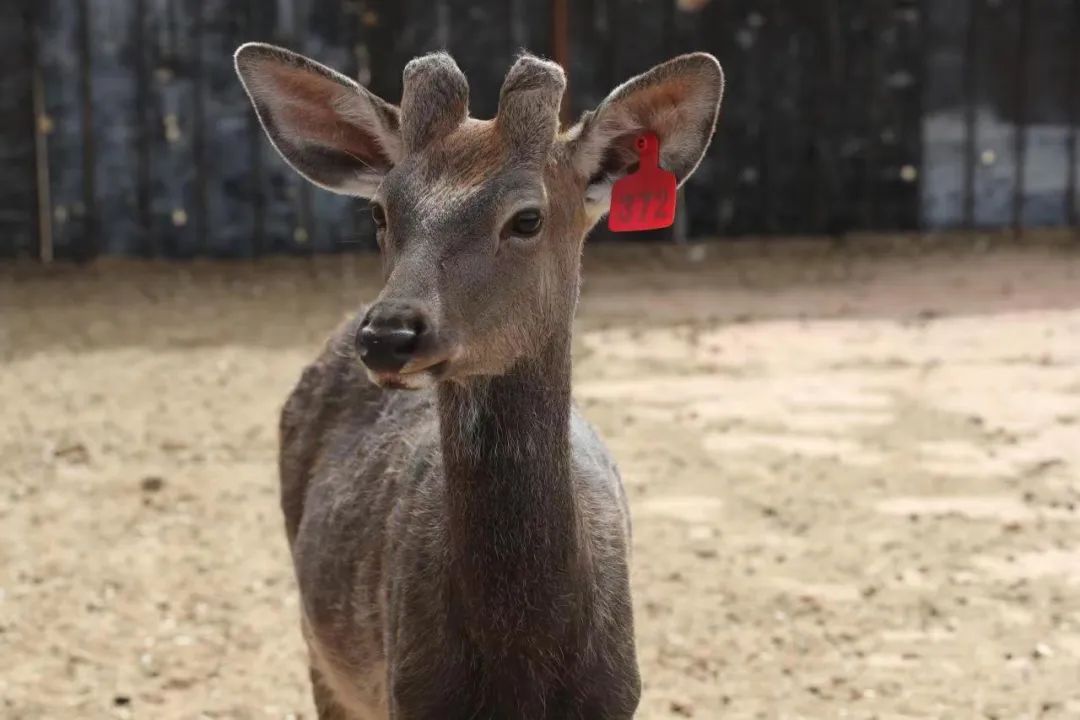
[235,44,724,719]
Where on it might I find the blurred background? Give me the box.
[1,0,1077,259]
[2,1,1080,719]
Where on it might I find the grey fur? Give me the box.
[401,52,470,152]
[497,54,566,166]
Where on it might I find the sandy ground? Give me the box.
[2,236,1079,719]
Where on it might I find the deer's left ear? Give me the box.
[567,53,724,224]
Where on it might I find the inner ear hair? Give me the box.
[568,52,724,189]
[587,132,641,187]
[235,42,402,195]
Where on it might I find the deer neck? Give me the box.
[437,325,586,637]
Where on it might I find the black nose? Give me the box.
[356,303,427,373]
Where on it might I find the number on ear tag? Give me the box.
[608,132,677,232]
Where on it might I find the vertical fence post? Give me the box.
[1012,0,1030,238]
[0,2,36,258]
[32,33,53,263]
[962,0,978,230]
[551,0,570,124]
[12,0,1080,258]
[1068,0,1079,232]
[76,0,96,260]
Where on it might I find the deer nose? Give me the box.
[356,303,428,374]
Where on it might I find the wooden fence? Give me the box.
[0,1,1076,261]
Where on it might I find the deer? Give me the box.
[234,42,723,719]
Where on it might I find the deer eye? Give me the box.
[508,209,543,238]
[370,202,387,229]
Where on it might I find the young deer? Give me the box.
[235,43,723,719]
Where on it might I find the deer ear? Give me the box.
[567,53,724,224]
[235,43,403,197]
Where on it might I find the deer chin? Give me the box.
[366,357,452,391]
[367,370,435,391]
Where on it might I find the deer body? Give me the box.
[282,316,637,718]
[236,44,723,719]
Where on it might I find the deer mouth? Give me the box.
[368,358,451,390]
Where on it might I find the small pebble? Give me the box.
[670,699,695,717]
[140,476,165,493]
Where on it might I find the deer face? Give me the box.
[236,45,723,389]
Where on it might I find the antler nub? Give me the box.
[497,54,566,164]
[400,52,470,152]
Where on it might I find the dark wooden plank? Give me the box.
[852,0,885,231]
[962,0,978,228]
[188,0,209,254]
[838,0,896,234]
[680,0,922,238]
[875,0,922,231]
[1018,0,1072,227]
[89,0,144,256]
[200,0,258,256]
[745,0,782,235]
[377,0,453,120]
[26,0,1073,253]
[247,0,309,255]
[449,0,553,116]
[1070,0,1080,228]
[134,0,153,256]
[970,0,1023,228]
[141,0,200,258]
[38,0,94,261]
[921,0,973,229]
[567,0,667,114]
[547,0,568,123]
[566,0,613,120]
[797,3,841,234]
[0,1,37,259]
[76,0,97,259]
[667,0,726,238]
[834,0,923,233]
[722,2,775,236]
[606,0,669,81]
[807,0,858,236]
[794,2,831,235]
[446,0,512,119]
[403,0,451,54]
[512,0,551,56]
[364,0,407,105]
[759,0,813,234]
[1011,0,1030,232]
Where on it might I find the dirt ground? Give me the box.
[2,235,1079,719]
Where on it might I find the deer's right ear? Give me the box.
[566,53,724,226]
[235,43,403,197]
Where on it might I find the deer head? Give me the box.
[236,44,723,389]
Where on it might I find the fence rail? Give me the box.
[0,0,1076,261]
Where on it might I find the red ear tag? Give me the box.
[608,132,677,232]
